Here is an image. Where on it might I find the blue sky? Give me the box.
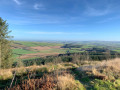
[1,0,120,41]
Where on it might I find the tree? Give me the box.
[0,17,13,69]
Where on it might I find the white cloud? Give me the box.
[34,3,44,10]
[27,31,89,35]
[13,0,21,5]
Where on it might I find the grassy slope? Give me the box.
[6,41,120,89]
[1,59,120,89]
[74,58,120,89]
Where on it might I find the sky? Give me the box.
[0,0,120,41]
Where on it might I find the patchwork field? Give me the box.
[12,41,120,60]
[12,41,67,59]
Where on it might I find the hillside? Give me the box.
[0,41,120,89]
[1,58,120,89]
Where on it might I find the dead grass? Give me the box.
[57,74,84,90]
[10,74,56,90]
[0,69,13,80]
[77,58,120,80]
[0,63,79,81]
[99,58,120,70]
[9,72,84,90]
[0,62,84,89]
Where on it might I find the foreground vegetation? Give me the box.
[1,58,120,89]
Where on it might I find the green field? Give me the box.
[12,49,39,59]
[12,41,66,59]
[12,41,120,60]
[14,41,63,47]
[13,49,38,55]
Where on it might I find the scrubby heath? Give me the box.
[1,41,120,89]
[1,58,120,89]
